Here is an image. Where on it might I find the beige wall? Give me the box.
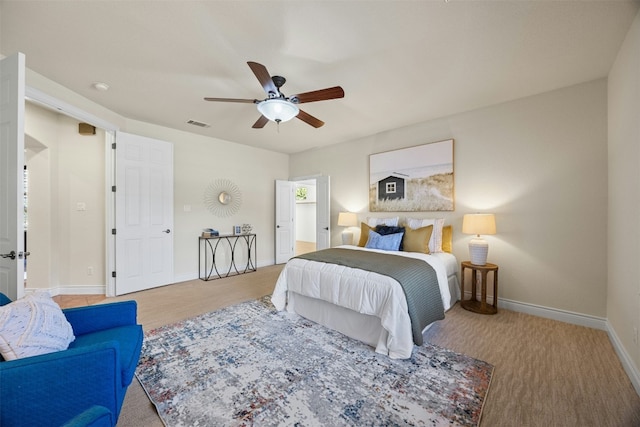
[122,119,289,282]
[291,79,608,318]
[24,103,106,292]
[608,10,640,381]
[25,68,290,291]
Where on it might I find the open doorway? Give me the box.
[294,179,316,256]
[275,176,330,264]
[24,102,107,295]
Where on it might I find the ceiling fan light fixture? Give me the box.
[257,98,299,123]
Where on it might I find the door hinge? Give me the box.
[112,142,116,149]
[111,228,116,235]
[111,185,116,192]
[111,271,116,278]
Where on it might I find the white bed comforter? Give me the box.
[271,245,452,359]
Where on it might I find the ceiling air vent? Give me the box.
[186,119,211,128]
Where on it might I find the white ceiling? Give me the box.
[1,1,638,154]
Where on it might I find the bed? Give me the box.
[272,219,460,359]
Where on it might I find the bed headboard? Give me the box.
[442,225,452,254]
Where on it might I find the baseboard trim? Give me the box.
[497,297,639,397]
[497,297,608,330]
[606,322,640,397]
[44,260,279,296]
[25,285,106,297]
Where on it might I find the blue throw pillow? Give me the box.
[375,225,405,250]
[365,230,404,251]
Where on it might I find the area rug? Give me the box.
[136,296,493,426]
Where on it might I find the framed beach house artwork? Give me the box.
[369,139,454,212]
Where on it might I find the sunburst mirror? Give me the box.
[204,179,242,217]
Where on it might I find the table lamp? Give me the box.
[462,213,496,265]
[337,212,358,245]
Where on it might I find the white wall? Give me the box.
[291,79,609,319]
[608,10,640,387]
[295,203,316,243]
[295,182,316,243]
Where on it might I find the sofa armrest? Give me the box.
[64,300,138,335]
[0,342,123,427]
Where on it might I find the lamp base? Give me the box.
[469,237,489,265]
[341,231,354,245]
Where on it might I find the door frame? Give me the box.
[290,174,331,251]
[24,86,120,296]
[0,53,25,301]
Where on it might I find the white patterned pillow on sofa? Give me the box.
[0,291,75,361]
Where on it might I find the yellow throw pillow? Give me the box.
[442,225,452,253]
[358,222,374,247]
[403,225,433,254]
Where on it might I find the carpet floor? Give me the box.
[136,296,493,426]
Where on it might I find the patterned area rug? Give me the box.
[136,296,493,426]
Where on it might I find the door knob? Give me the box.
[163,229,171,234]
[0,251,16,260]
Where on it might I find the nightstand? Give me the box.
[460,261,499,315]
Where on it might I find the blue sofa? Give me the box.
[0,293,143,427]
[62,405,114,427]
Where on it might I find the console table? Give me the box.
[199,234,257,281]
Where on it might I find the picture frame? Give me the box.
[233,225,242,235]
[369,139,454,212]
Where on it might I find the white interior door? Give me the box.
[0,53,26,301]
[316,175,330,250]
[115,132,173,295]
[275,180,295,264]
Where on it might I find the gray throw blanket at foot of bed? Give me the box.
[296,248,444,345]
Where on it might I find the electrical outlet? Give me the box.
[87,266,94,276]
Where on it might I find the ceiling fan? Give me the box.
[204,61,344,129]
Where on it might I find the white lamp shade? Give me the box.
[257,99,299,123]
[337,212,358,227]
[462,214,496,236]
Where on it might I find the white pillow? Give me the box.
[405,218,445,253]
[366,216,399,227]
[0,291,75,361]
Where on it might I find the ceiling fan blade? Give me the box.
[292,86,344,104]
[296,109,325,128]
[252,115,269,129]
[204,97,257,103]
[247,61,278,95]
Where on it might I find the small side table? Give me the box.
[460,261,499,315]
